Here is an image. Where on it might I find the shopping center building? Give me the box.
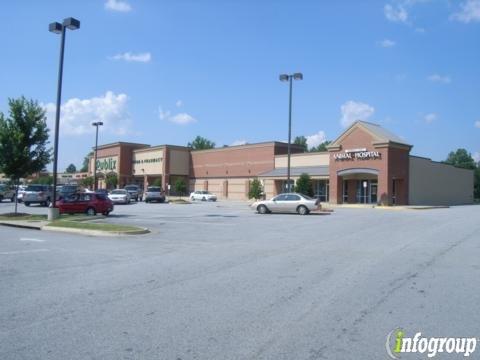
[88,121,474,205]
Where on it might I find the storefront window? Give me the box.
[313,180,329,202]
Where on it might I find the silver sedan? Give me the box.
[251,193,320,215]
[108,189,131,204]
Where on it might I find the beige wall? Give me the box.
[169,149,190,175]
[409,156,474,205]
[189,177,254,200]
[275,152,329,168]
[132,148,164,176]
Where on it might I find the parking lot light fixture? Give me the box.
[92,121,104,191]
[279,72,303,192]
[48,17,80,221]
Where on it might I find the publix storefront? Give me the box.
[87,122,474,205]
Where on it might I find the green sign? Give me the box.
[96,158,117,171]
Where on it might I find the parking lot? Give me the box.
[1,199,480,359]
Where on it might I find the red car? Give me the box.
[57,192,114,216]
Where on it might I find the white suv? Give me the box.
[190,191,217,202]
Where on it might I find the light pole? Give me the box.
[279,72,303,192]
[92,122,103,191]
[48,17,80,220]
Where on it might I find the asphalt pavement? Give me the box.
[1,199,479,359]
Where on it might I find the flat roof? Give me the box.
[94,142,150,150]
[190,141,304,154]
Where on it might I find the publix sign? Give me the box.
[96,157,117,172]
[333,148,381,161]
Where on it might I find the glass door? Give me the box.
[370,182,378,204]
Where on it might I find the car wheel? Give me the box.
[297,205,309,215]
[44,198,51,207]
[86,207,96,216]
[257,205,268,214]
[202,197,206,201]
[190,197,194,201]
[102,211,110,216]
[10,195,15,202]
[24,202,30,207]
[0,195,3,202]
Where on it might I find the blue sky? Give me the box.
[0,0,479,170]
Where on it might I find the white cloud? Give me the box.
[451,0,480,23]
[475,120,480,128]
[427,74,451,84]
[378,39,396,48]
[175,100,183,108]
[424,113,437,124]
[105,0,132,12]
[306,131,327,149]
[340,101,375,128]
[231,139,247,146]
[384,3,408,23]
[43,91,131,136]
[169,113,197,125]
[158,107,171,120]
[110,52,151,63]
[473,152,480,163]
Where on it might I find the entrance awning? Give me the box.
[337,168,379,176]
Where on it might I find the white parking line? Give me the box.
[0,249,49,255]
[19,238,45,242]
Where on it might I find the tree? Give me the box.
[174,178,187,196]
[293,136,308,152]
[80,176,94,188]
[310,140,331,152]
[0,97,51,213]
[37,176,53,185]
[65,163,77,173]
[248,178,263,200]
[444,149,476,170]
[294,173,313,197]
[105,173,118,189]
[188,136,215,150]
[80,152,93,172]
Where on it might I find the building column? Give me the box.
[378,172,392,205]
[329,175,342,204]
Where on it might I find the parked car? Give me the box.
[16,185,27,203]
[190,191,217,202]
[58,184,78,200]
[124,184,142,201]
[22,184,53,207]
[57,192,114,216]
[0,184,16,202]
[96,189,109,196]
[251,193,320,215]
[108,189,131,204]
[144,186,165,203]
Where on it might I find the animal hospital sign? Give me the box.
[333,148,381,161]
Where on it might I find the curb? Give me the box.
[0,221,43,230]
[41,225,150,236]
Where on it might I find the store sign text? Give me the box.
[333,149,381,161]
[96,158,117,171]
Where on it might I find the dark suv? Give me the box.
[124,184,142,202]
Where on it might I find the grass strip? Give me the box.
[48,220,141,232]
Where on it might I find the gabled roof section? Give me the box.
[327,121,412,149]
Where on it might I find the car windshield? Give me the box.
[125,186,138,190]
[111,190,126,194]
[95,193,107,200]
[147,187,161,192]
[26,185,44,192]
